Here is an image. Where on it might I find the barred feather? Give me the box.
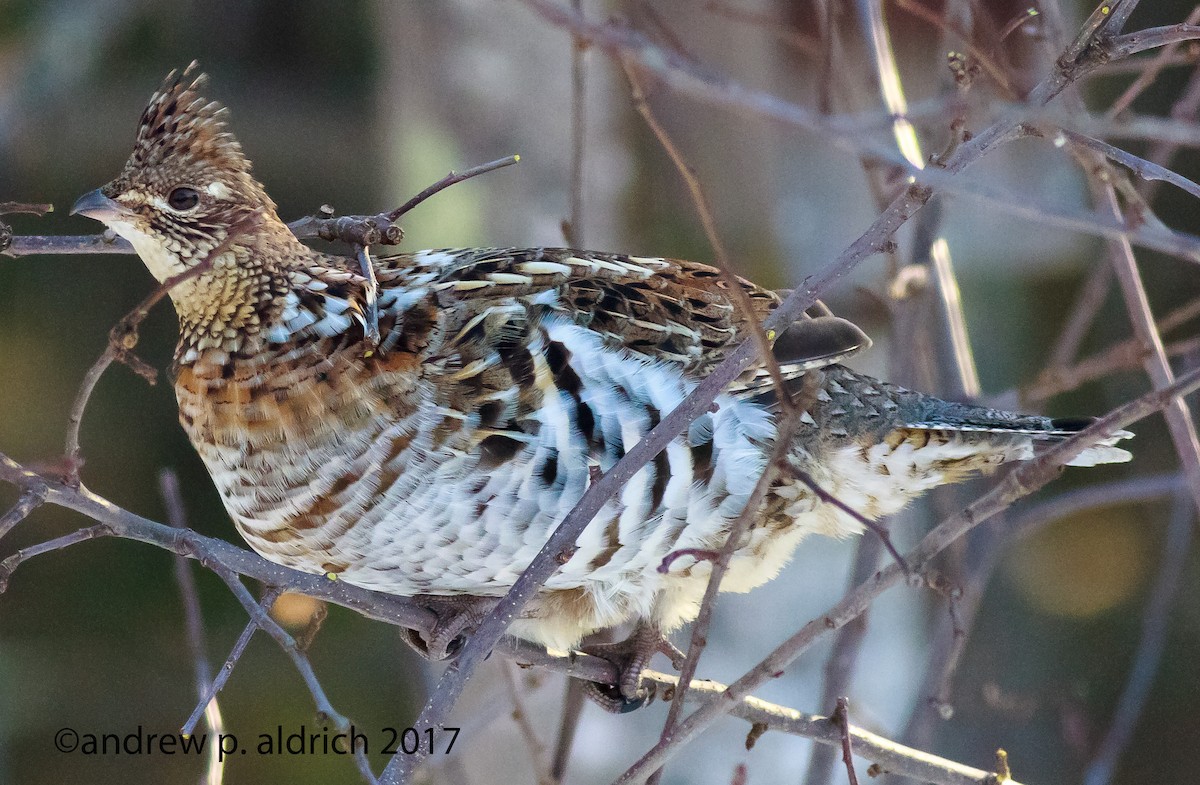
[75,70,1134,650]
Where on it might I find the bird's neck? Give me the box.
[170,218,316,364]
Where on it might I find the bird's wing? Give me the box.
[362,247,874,468]
[378,246,870,395]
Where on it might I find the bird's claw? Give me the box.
[580,623,668,713]
[400,595,497,661]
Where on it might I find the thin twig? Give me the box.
[1061,127,1200,199]
[901,567,978,747]
[1168,334,1200,358]
[891,0,1019,98]
[501,661,554,785]
[550,678,585,784]
[0,201,53,253]
[552,4,589,775]
[803,534,882,785]
[814,0,841,117]
[1095,50,1200,75]
[833,697,861,785]
[1141,58,1200,201]
[620,57,795,413]
[286,156,520,247]
[1106,0,1145,34]
[633,3,703,68]
[997,8,1039,44]
[387,155,520,221]
[180,601,276,739]
[1026,327,1200,403]
[701,1,822,58]
[1027,0,1144,105]
[2,232,134,256]
[0,487,46,540]
[158,469,226,785]
[937,0,977,84]
[641,670,1025,785]
[0,523,111,591]
[1082,491,1194,785]
[1022,39,1200,396]
[1109,24,1200,61]
[657,548,720,573]
[1107,5,1200,117]
[1004,474,1185,544]
[1040,264,1115,391]
[0,200,52,250]
[160,471,208,675]
[0,201,53,216]
[923,162,1200,263]
[1085,155,1200,535]
[787,468,909,571]
[212,567,378,785]
[1030,89,1200,165]
[564,0,587,248]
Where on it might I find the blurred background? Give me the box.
[2,1,1200,783]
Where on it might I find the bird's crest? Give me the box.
[113,62,271,208]
[133,63,247,173]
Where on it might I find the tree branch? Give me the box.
[0,486,46,540]
[159,469,227,784]
[1061,128,1200,200]
[642,670,1022,785]
[1110,24,1200,61]
[1081,491,1194,785]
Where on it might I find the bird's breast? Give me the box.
[174,346,426,566]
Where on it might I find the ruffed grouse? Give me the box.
[72,67,1131,704]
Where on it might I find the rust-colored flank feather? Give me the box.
[75,67,1133,654]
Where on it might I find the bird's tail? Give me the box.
[903,406,1133,467]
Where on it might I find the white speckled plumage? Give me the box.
[77,66,1134,654]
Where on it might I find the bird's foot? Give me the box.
[400,595,498,661]
[580,623,673,713]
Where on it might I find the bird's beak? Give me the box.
[70,189,133,223]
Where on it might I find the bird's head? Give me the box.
[72,63,280,283]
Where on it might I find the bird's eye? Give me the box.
[167,187,200,211]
